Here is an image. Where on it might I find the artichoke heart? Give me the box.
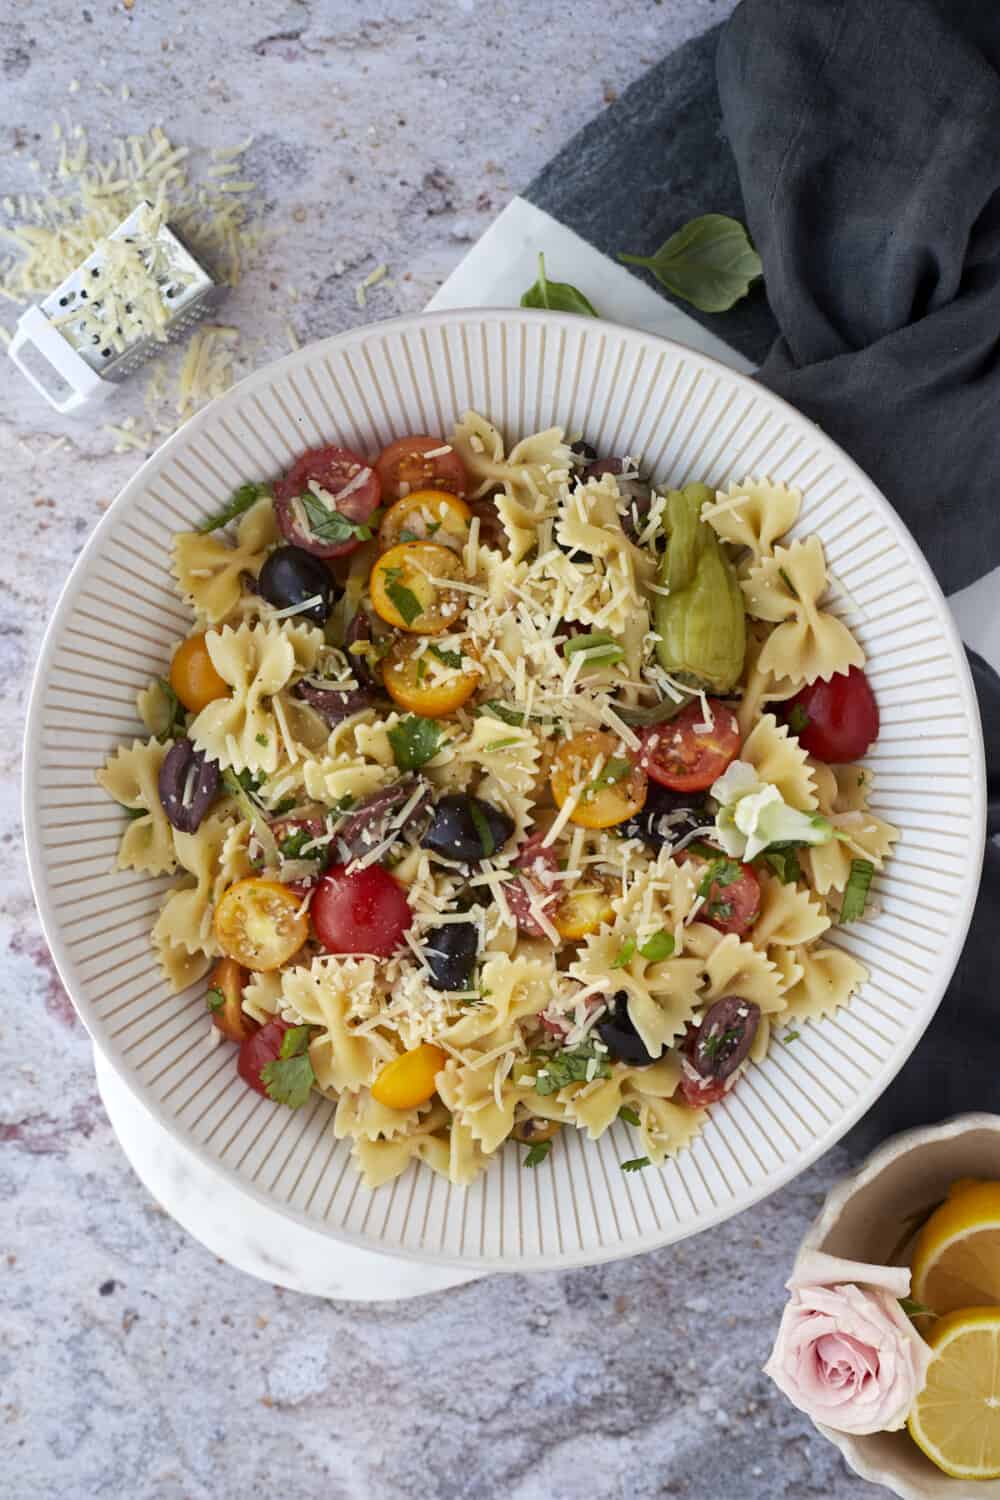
[654,482,746,693]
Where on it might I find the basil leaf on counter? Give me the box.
[619,214,762,313]
[521,253,599,317]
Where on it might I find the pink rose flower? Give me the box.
[763,1250,933,1435]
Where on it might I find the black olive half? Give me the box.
[617,783,708,852]
[158,739,220,833]
[424,921,479,992]
[689,997,760,1081]
[337,777,431,860]
[421,794,515,864]
[294,680,382,725]
[595,989,656,1067]
[258,545,338,625]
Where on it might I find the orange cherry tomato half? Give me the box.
[378,488,472,553]
[637,700,741,793]
[169,632,229,713]
[551,881,615,940]
[383,636,480,718]
[373,435,468,502]
[206,956,258,1044]
[549,729,648,830]
[371,1042,447,1110]
[369,541,467,634]
[214,878,309,971]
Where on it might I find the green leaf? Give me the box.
[621,1156,651,1173]
[299,489,375,546]
[483,738,520,753]
[587,756,633,792]
[615,693,694,727]
[260,1025,316,1109]
[428,644,463,669]
[119,803,148,821]
[759,845,802,884]
[611,936,636,970]
[533,1042,611,1096]
[385,578,424,626]
[523,1140,552,1168]
[197,482,266,533]
[778,566,801,601]
[899,1296,939,1320]
[520,252,599,317]
[840,858,875,923]
[150,676,185,743]
[477,700,557,728]
[387,715,446,772]
[619,215,762,314]
[787,703,810,736]
[696,857,743,899]
[638,929,675,962]
[617,1105,641,1127]
[205,987,224,1014]
[563,632,626,666]
[782,1029,800,1045]
[468,801,496,858]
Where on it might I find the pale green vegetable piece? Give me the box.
[654,482,746,693]
[711,760,834,862]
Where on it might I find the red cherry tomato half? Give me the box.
[506,832,561,937]
[311,863,413,958]
[637,700,741,793]
[274,444,382,558]
[238,1019,293,1097]
[699,860,760,937]
[374,435,468,503]
[678,1072,730,1107]
[785,667,879,763]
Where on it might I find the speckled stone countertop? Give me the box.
[2,3,878,1496]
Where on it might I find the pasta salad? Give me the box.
[97,414,897,1188]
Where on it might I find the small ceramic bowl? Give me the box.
[798,1113,1000,1499]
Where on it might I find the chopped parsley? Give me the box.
[255,732,269,747]
[617,1105,641,1127]
[586,756,633,795]
[533,1042,611,1096]
[787,703,810,735]
[611,936,637,969]
[380,565,423,626]
[697,856,746,921]
[522,1140,552,1168]
[563,632,626,666]
[638,929,675,962]
[782,1029,801,1045]
[153,676,185,743]
[778,566,800,601]
[840,858,875,923]
[468,801,496,858]
[702,1025,743,1061]
[621,1156,651,1173]
[387,714,446,771]
[260,1024,316,1109]
[416,655,428,684]
[270,796,299,817]
[300,489,376,546]
[428,644,463,670]
[205,987,225,1014]
[197,481,265,533]
[278,827,327,864]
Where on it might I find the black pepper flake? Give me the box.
[99,1279,117,1296]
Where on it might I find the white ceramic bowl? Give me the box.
[22,308,986,1270]
[800,1113,1000,1499]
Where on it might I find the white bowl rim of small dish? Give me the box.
[21,307,987,1270]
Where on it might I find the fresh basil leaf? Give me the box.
[617,1105,641,1127]
[428,644,463,669]
[523,1140,552,1168]
[520,252,599,317]
[587,756,633,792]
[533,1042,611,1096]
[615,693,695,727]
[387,715,446,771]
[759,845,802,884]
[152,676,185,743]
[385,578,423,626]
[468,801,495,858]
[197,482,266,533]
[638,929,675,962]
[697,857,743,899]
[611,936,636,970]
[619,214,762,314]
[840,858,875,923]
[300,490,374,546]
[621,1156,650,1172]
[563,633,626,666]
[477,700,557,728]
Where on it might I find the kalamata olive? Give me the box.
[336,777,431,860]
[424,920,479,992]
[158,739,220,833]
[293,680,381,724]
[511,1113,562,1144]
[617,783,708,851]
[595,989,656,1067]
[345,609,374,683]
[689,997,760,1081]
[258,546,338,625]
[582,457,654,541]
[421,794,515,864]
[468,495,506,553]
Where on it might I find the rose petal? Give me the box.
[789,1249,911,1299]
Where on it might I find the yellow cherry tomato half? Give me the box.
[371,1043,447,1111]
[169,632,229,713]
[378,488,471,553]
[549,729,647,830]
[383,636,480,718]
[552,881,615,940]
[369,542,467,635]
[206,956,258,1044]
[213,878,309,972]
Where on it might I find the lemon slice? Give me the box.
[908,1308,1000,1478]
[911,1180,1000,1314]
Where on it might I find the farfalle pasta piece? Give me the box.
[742,537,865,686]
[805,811,899,896]
[741,712,818,811]
[634,1095,707,1167]
[438,717,542,846]
[350,1102,454,1190]
[781,944,868,1023]
[700,933,786,1014]
[566,1056,683,1140]
[546,472,655,635]
[751,871,830,950]
[96,738,177,876]
[736,623,799,738]
[188,621,321,775]
[451,411,572,510]
[444,952,556,1053]
[436,1053,532,1154]
[279,957,388,1091]
[572,934,704,1058]
[152,810,239,964]
[152,934,211,993]
[172,495,278,624]
[703,478,801,567]
[333,1089,426,1143]
[242,969,284,1024]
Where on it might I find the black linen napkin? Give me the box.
[526,0,1000,1157]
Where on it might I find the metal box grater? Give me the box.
[8,203,225,413]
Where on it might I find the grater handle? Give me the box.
[9,305,111,414]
